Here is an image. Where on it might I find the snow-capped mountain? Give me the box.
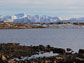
[15,13,27,19]
[0,16,13,22]
[70,17,84,21]
[63,17,84,23]
[13,17,30,23]
[0,13,60,23]
[1,13,84,23]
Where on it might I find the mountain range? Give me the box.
[0,13,84,23]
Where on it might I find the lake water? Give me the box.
[0,28,84,52]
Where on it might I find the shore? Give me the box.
[0,22,84,29]
[0,43,84,63]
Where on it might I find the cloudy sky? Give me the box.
[0,0,84,18]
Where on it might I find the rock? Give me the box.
[53,48,65,54]
[79,49,84,54]
[1,55,7,61]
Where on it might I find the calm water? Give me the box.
[0,28,84,52]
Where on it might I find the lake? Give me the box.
[0,28,84,52]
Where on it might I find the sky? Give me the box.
[0,0,84,19]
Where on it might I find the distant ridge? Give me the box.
[0,13,60,23]
[0,13,84,23]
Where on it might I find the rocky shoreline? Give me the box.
[0,43,84,63]
[0,22,84,29]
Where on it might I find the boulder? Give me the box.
[53,48,65,54]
